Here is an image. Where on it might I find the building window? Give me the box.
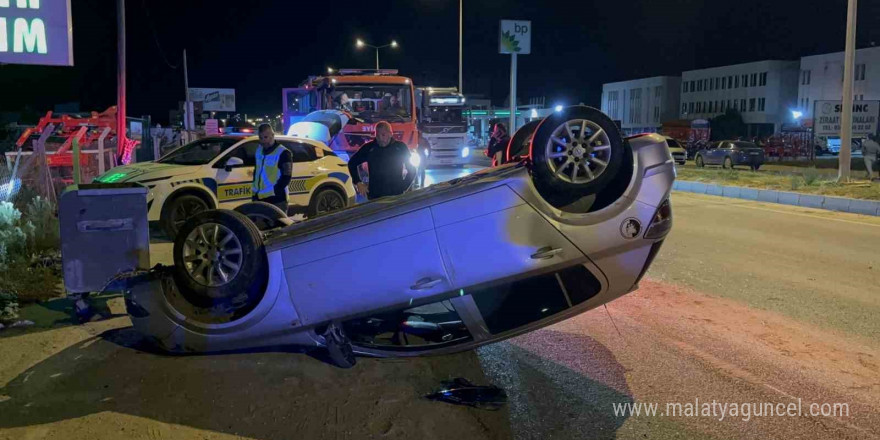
[704,79,709,90]
[690,80,695,91]
[683,82,689,93]
[628,88,642,124]
[709,79,713,91]
[741,98,746,110]
[748,98,756,112]
[697,80,703,92]
[716,77,721,89]
[856,64,866,81]
[682,103,687,114]
[653,86,662,123]
[722,77,727,89]
[758,98,766,112]
[742,74,748,88]
[728,99,732,109]
[729,76,734,88]
[805,97,809,109]
[734,76,739,88]
[760,72,767,86]
[733,100,738,111]
[801,70,812,85]
[750,73,756,87]
[689,102,695,113]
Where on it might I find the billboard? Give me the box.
[188,88,236,112]
[0,0,73,66]
[813,100,879,138]
[499,20,531,55]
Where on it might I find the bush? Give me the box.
[0,199,62,304]
[22,196,59,253]
[802,167,821,186]
[790,176,803,191]
[0,201,28,268]
[0,291,19,321]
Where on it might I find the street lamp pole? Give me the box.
[357,39,398,70]
[839,0,858,182]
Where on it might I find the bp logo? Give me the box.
[500,30,523,53]
[499,20,531,55]
[620,218,642,239]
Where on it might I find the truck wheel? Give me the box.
[172,209,267,309]
[234,201,291,231]
[506,120,541,164]
[308,188,346,218]
[530,106,624,197]
[161,194,209,240]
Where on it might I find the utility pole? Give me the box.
[117,0,127,162]
[839,0,858,182]
[509,53,517,132]
[183,49,195,132]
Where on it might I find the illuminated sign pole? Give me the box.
[117,0,126,163]
[500,20,530,132]
[0,0,73,66]
[839,0,858,182]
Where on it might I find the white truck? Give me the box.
[415,87,470,167]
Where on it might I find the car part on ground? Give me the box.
[124,105,675,366]
[425,378,508,410]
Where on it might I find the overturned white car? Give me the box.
[125,106,675,367]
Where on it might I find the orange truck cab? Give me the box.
[283,69,419,161]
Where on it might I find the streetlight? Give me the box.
[327,67,335,74]
[791,110,803,120]
[355,38,399,69]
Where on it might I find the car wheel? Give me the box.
[530,106,624,197]
[234,201,290,231]
[162,194,209,240]
[505,120,542,164]
[308,188,346,218]
[695,155,705,168]
[172,209,268,309]
[751,164,761,171]
[723,157,733,169]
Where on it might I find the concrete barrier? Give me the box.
[673,180,880,216]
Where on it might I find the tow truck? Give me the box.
[415,87,470,167]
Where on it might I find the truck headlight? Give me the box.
[461,147,470,158]
[410,151,421,167]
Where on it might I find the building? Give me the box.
[680,60,799,137]
[600,76,681,136]
[797,46,880,118]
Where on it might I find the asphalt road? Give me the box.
[3,190,879,439]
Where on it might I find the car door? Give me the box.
[212,141,258,208]
[279,140,319,207]
[706,142,723,164]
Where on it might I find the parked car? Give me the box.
[123,106,675,368]
[664,136,687,165]
[95,111,357,239]
[694,140,765,170]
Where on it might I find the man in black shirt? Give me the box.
[348,121,416,200]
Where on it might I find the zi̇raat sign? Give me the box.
[188,88,236,112]
[813,100,879,138]
[499,20,531,55]
[0,0,73,66]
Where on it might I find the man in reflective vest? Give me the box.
[252,124,293,213]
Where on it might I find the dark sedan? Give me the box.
[694,141,765,170]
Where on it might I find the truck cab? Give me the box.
[416,87,470,167]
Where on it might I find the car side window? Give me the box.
[709,142,720,149]
[217,141,258,168]
[280,141,317,163]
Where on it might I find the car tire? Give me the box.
[695,155,705,168]
[530,106,624,197]
[506,120,542,164]
[308,188,346,218]
[172,209,268,309]
[751,164,761,171]
[161,194,210,240]
[723,157,733,169]
[234,201,291,231]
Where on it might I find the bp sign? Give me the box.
[0,0,73,66]
[813,100,879,138]
[499,20,531,55]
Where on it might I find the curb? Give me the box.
[672,181,880,216]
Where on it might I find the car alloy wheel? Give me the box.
[544,118,613,185]
[181,222,244,287]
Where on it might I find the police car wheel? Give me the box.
[162,194,209,240]
[172,209,268,306]
[308,188,346,218]
[530,105,624,198]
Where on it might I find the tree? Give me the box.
[710,109,747,140]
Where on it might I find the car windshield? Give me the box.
[424,106,464,125]
[157,138,238,165]
[330,84,412,123]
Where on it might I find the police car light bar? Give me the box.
[337,69,399,76]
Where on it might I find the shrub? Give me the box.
[22,196,59,253]
[0,291,19,321]
[802,167,821,186]
[0,201,28,268]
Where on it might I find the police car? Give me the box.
[95,123,356,239]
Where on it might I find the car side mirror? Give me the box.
[224,156,244,171]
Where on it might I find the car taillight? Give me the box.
[644,199,672,239]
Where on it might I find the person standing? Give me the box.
[486,123,510,167]
[348,121,416,199]
[252,124,293,213]
[862,133,880,181]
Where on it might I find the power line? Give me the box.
[140,0,179,69]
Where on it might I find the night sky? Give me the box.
[2,0,880,123]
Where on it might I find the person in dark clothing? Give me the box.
[252,124,293,213]
[486,123,510,166]
[348,121,416,199]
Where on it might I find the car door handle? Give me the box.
[531,246,563,260]
[410,277,443,290]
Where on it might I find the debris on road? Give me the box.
[425,378,507,410]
